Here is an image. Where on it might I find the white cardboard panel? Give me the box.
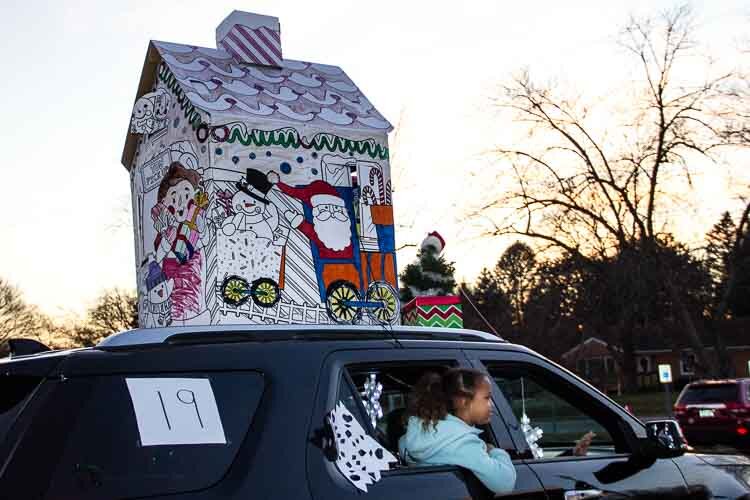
[126,378,227,446]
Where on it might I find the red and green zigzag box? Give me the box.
[402,296,463,328]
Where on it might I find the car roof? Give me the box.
[686,378,750,386]
[97,324,504,348]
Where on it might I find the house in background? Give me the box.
[562,320,750,394]
[122,11,399,328]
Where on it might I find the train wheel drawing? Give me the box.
[366,281,400,325]
[220,275,251,307]
[251,277,281,308]
[326,280,361,324]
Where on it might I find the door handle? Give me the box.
[564,489,603,500]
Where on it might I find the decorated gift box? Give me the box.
[122,11,399,327]
[402,296,464,329]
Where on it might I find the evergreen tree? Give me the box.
[399,232,456,303]
[704,210,750,318]
[705,211,737,313]
[461,270,513,337]
[495,242,537,327]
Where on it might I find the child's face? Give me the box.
[466,378,493,426]
[165,179,196,222]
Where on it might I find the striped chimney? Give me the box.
[216,11,283,68]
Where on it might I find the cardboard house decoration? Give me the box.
[121,11,399,328]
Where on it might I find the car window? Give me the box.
[339,362,491,463]
[485,363,627,460]
[678,383,739,404]
[0,375,42,447]
[2,371,263,499]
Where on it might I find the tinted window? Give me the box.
[493,373,613,457]
[483,362,631,459]
[0,375,41,445]
[678,383,739,404]
[2,371,263,499]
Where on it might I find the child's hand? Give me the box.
[485,443,495,453]
[573,431,596,456]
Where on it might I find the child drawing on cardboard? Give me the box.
[151,162,208,320]
[221,168,283,245]
[130,88,171,134]
[142,260,174,328]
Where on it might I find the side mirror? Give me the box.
[644,419,687,456]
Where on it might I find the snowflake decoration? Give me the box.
[520,412,544,459]
[519,377,544,459]
[360,373,384,428]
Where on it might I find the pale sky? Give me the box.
[0,0,747,317]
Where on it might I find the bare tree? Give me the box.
[0,278,45,344]
[475,5,737,377]
[68,288,138,347]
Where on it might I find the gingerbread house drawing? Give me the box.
[121,11,399,327]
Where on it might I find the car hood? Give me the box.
[695,453,750,467]
[693,453,750,489]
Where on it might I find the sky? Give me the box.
[0,0,747,318]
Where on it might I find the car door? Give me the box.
[466,348,689,500]
[306,347,547,500]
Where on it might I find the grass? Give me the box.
[612,390,678,417]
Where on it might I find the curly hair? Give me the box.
[157,162,202,201]
[407,368,488,431]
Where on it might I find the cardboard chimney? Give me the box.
[121,11,399,328]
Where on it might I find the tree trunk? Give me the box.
[710,326,733,377]
[617,319,639,393]
[709,264,740,377]
[665,278,716,377]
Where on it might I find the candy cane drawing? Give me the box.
[385,180,392,206]
[369,168,385,205]
[362,186,377,206]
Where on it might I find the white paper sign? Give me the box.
[658,364,673,384]
[126,378,227,446]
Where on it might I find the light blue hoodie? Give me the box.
[398,414,517,494]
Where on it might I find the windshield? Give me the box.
[678,383,738,404]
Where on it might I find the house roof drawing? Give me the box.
[122,11,392,169]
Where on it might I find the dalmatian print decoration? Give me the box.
[326,402,397,492]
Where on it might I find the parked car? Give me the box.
[673,378,750,448]
[1,325,750,500]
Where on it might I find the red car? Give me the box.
[673,378,750,447]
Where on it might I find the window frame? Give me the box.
[486,365,624,460]
[465,350,644,464]
[308,347,511,492]
[680,352,697,376]
[340,359,512,473]
[637,355,651,374]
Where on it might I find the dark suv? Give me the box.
[674,379,750,448]
[1,325,749,500]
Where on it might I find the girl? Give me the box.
[398,369,517,494]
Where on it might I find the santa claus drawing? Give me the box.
[267,171,353,259]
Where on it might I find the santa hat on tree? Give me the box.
[421,231,446,254]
